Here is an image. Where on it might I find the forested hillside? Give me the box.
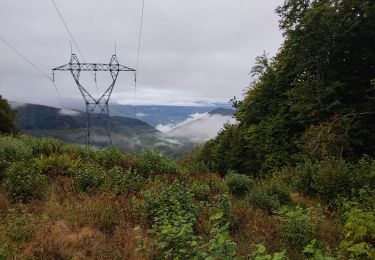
[199,0,375,175]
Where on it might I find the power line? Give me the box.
[50,0,99,96]
[0,37,65,108]
[134,0,145,118]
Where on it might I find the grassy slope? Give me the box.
[0,135,373,259]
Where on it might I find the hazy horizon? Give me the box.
[0,0,284,107]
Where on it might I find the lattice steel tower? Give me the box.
[52,54,135,147]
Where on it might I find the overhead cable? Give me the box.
[134,0,145,118]
[50,0,99,96]
[0,37,65,108]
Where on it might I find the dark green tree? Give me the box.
[199,0,375,176]
[0,95,18,134]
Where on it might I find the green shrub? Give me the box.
[142,182,195,220]
[136,150,179,177]
[203,212,237,259]
[96,146,125,169]
[0,136,33,177]
[351,157,375,198]
[248,244,286,260]
[248,187,281,214]
[36,154,80,176]
[278,206,322,251]
[211,193,232,223]
[136,182,203,259]
[293,160,319,195]
[225,172,252,197]
[312,158,352,206]
[3,160,47,202]
[104,166,143,194]
[303,239,337,260]
[136,210,237,259]
[60,144,96,161]
[19,135,62,156]
[190,182,210,201]
[262,178,291,205]
[339,202,375,259]
[75,163,106,192]
[294,157,375,208]
[184,161,209,174]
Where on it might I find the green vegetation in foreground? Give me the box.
[0,0,375,259]
[0,135,374,259]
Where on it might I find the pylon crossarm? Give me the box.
[52,63,135,72]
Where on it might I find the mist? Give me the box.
[156,112,236,143]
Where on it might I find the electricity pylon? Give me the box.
[52,53,135,147]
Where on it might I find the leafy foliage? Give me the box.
[199,0,375,175]
[203,212,237,259]
[248,244,285,260]
[0,96,18,135]
[278,206,322,251]
[225,172,252,197]
[248,188,281,215]
[104,166,143,194]
[339,203,375,259]
[75,163,106,192]
[0,136,33,178]
[36,154,80,176]
[3,160,47,202]
[136,150,179,177]
[137,182,203,259]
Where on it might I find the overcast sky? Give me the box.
[0,0,284,107]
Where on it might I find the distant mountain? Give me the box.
[14,103,153,131]
[34,98,234,127]
[110,103,234,127]
[11,102,194,157]
[208,108,234,116]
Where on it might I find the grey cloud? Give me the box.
[0,0,284,106]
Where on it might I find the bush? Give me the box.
[184,161,209,174]
[278,206,322,251]
[136,182,203,259]
[19,136,62,156]
[190,182,210,201]
[136,150,179,177]
[203,212,237,259]
[339,202,375,259]
[225,172,252,197]
[3,160,47,202]
[60,144,96,161]
[351,157,375,197]
[262,177,291,205]
[0,136,33,177]
[312,158,352,206]
[293,160,319,195]
[104,166,143,194]
[96,146,125,169]
[75,164,106,192]
[293,157,375,208]
[36,154,80,176]
[248,187,281,214]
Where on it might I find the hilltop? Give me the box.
[11,102,194,156]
